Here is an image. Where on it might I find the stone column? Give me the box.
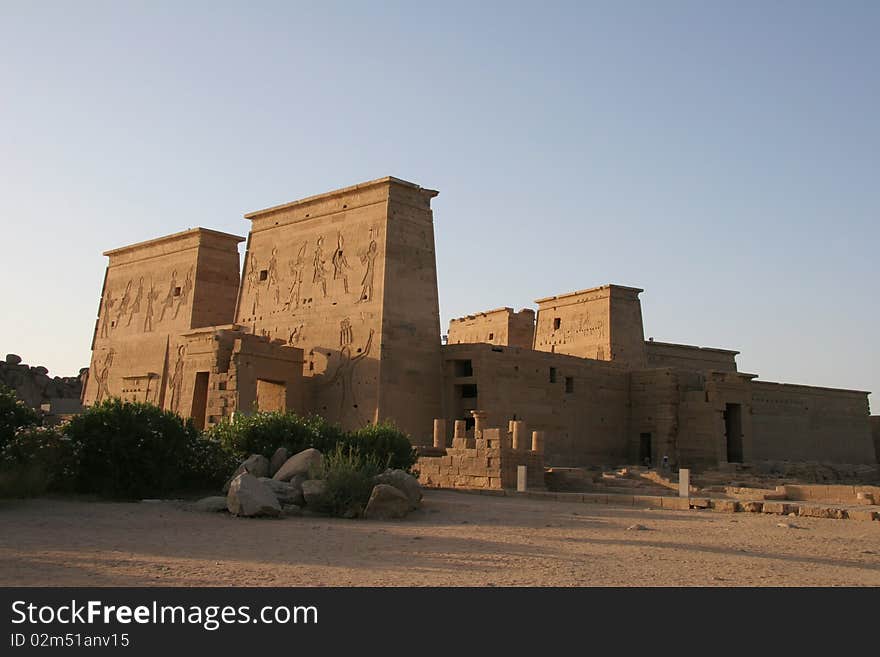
[679,468,690,498]
[433,419,447,449]
[470,410,488,439]
[531,430,545,454]
[508,420,516,435]
[512,420,527,450]
[453,420,467,440]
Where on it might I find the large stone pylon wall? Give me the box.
[82,228,244,410]
[235,177,442,441]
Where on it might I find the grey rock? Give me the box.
[226,473,282,517]
[223,454,271,492]
[273,448,323,482]
[5,354,21,365]
[364,484,410,520]
[301,479,327,507]
[269,447,290,477]
[375,469,422,510]
[193,496,229,513]
[258,477,305,506]
[282,504,303,517]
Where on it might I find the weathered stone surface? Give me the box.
[258,477,305,506]
[273,448,323,482]
[282,504,303,517]
[226,473,281,517]
[740,501,764,513]
[301,479,327,507]
[375,469,422,510]
[269,447,290,477]
[223,454,271,492]
[762,501,799,515]
[798,505,846,520]
[5,354,22,365]
[193,496,229,513]
[710,499,738,513]
[364,484,410,520]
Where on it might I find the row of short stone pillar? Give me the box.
[432,412,545,453]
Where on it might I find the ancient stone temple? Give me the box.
[82,176,878,468]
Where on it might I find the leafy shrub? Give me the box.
[64,398,212,499]
[0,384,39,452]
[0,425,78,495]
[182,435,239,492]
[311,444,385,518]
[347,421,416,472]
[205,411,340,461]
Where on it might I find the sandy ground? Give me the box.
[1,490,878,586]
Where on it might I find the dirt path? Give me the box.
[1,490,878,586]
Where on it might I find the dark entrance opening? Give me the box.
[639,432,652,465]
[191,371,210,431]
[724,403,743,463]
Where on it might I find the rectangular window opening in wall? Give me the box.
[565,376,574,393]
[457,384,478,399]
[259,269,268,281]
[553,317,561,330]
[488,332,494,340]
[549,367,557,383]
[454,359,473,377]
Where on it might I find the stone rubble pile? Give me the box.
[196,447,422,520]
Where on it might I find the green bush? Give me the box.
[64,398,219,499]
[0,425,77,495]
[347,421,416,472]
[0,384,39,452]
[311,444,385,518]
[205,411,341,461]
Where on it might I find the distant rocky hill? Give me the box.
[0,353,85,412]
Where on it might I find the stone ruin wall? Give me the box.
[417,421,545,490]
[0,354,84,412]
[872,416,880,464]
[447,308,535,349]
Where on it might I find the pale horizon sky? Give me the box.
[1,1,877,411]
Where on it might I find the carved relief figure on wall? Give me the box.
[246,253,259,292]
[167,344,186,414]
[326,328,374,417]
[159,270,178,322]
[174,267,193,319]
[115,280,133,326]
[288,323,304,346]
[267,247,280,305]
[99,290,115,338]
[359,232,378,303]
[284,242,308,311]
[332,232,350,294]
[127,277,144,327]
[339,317,353,347]
[143,279,158,332]
[93,349,115,403]
[313,236,328,298]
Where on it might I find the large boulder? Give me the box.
[375,469,422,510]
[223,454,271,493]
[273,448,323,482]
[301,479,327,507]
[269,447,290,477]
[258,477,305,506]
[364,484,410,520]
[193,496,228,513]
[226,473,282,517]
[5,354,21,365]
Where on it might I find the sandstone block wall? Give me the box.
[872,416,880,463]
[447,307,535,349]
[235,177,441,441]
[534,285,647,369]
[750,381,874,464]
[441,343,630,466]
[645,341,739,373]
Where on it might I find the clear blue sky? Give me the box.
[1,1,877,410]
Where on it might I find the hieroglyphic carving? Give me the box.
[267,247,280,305]
[116,280,132,326]
[339,317,353,347]
[127,277,143,327]
[99,290,115,338]
[143,279,158,332]
[358,230,378,303]
[173,267,193,319]
[167,344,186,414]
[326,328,374,414]
[332,232,350,294]
[283,242,308,311]
[246,253,259,292]
[287,323,304,346]
[313,236,328,298]
[158,270,178,322]
[93,349,114,403]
